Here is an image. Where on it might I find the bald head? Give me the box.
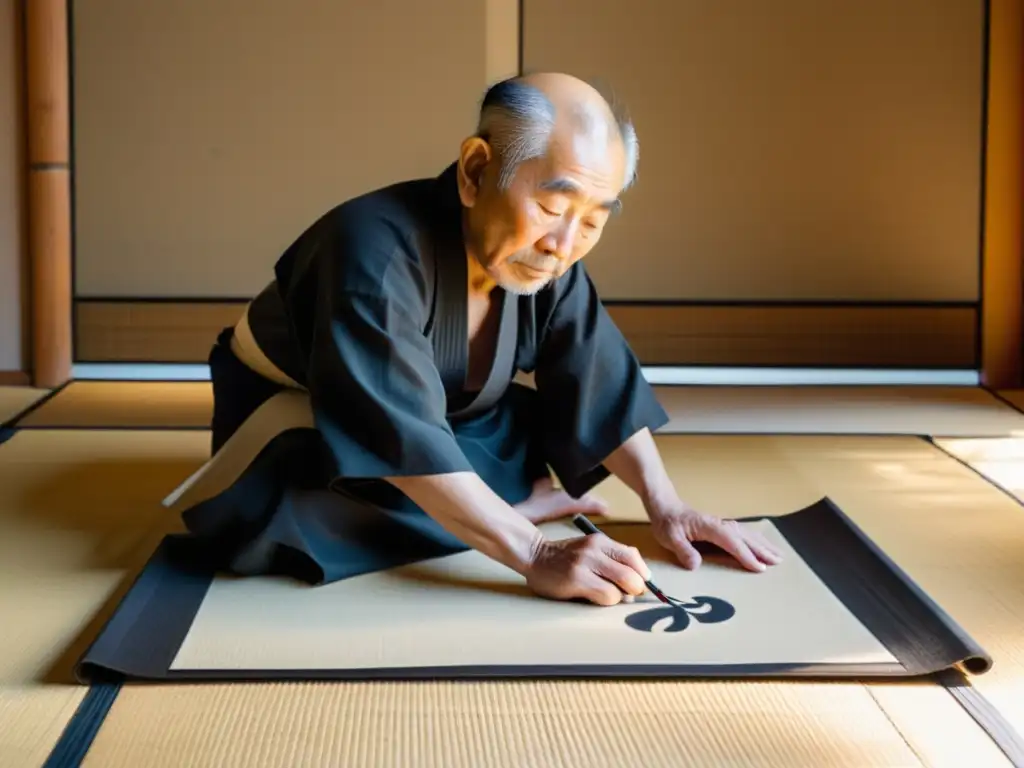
[518,71,613,118]
[456,72,638,297]
[474,72,639,191]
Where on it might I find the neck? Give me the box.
[462,212,498,298]
[466,252,497,298]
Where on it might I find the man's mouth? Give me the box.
[515,262,553,278]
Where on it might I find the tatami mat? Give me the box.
[16,381,1024,438]
[0,687,93,767]
[81,681,933,768]
[16,381,213,428]
[997,390,1024,413]
[0,415,1018,765]
[933,436,1024,506]
[0,429,206,765]
[78,434,1021,767]
[0,385,50,425]
[654,385,1024,436]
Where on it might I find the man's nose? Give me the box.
[539,223,575,260]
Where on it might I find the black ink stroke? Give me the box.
[624,596,736,633]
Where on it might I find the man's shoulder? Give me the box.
[277,171,448,306]
[323,174,439,263]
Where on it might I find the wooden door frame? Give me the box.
[979,0,1024,389]
[24,0,72,388]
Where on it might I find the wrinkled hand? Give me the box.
[523,532,651,606]
[651,507,783,572]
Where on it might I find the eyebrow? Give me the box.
[539,178,622,214]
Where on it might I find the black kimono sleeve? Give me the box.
[533,265,670,498]
[277,216,475,484]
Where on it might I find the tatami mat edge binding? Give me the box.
[0,381,66,429]
[41,682,121,768]
[0,426,211,766]
[936,668,1024,768]
[988,388,1024,417]
[927,436,1024,513]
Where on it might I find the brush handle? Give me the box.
[572,514,602,536]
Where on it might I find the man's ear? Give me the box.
[457,137,493,207]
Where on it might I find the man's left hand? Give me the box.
[650,506,783,573]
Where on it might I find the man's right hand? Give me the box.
[386,471,652,605]
[523,533,651,606]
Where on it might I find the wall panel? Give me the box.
[68,0,990,369]
[71,0,501,298]
[522,0,986,302]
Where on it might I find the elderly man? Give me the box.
[186,72,780,604]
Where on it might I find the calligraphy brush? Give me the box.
[571,513,674,605]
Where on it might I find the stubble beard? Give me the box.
[499,251,560,296]
[499,277,548,296]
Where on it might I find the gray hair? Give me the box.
[475,77,639,191]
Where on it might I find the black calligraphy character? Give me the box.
[624,595,736,633]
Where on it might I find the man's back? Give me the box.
[240,169,457,390]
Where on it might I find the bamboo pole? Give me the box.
[24,0,72,388]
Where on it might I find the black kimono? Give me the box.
[174,163,669,584]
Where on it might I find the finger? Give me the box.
[732,524,784,564]
[593,553,647,596]
[603,541,651,581]
[729,520,782,561]
[579,572,625,606]
[705,523,764,572]
[747,535,783,565]
[666,530,702,570]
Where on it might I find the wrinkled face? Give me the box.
[457,125,627,295]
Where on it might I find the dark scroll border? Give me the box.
[769,497,991,676]
[74,496,989,684]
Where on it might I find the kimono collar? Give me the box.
[428,161,518,419]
